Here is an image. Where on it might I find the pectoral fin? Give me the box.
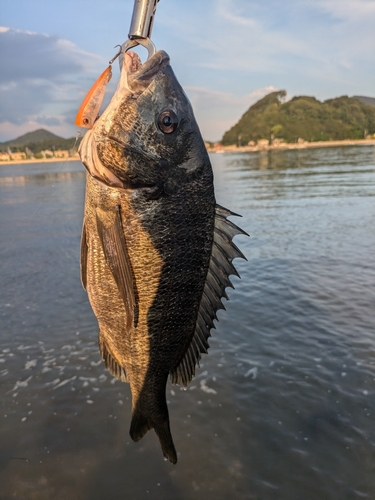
[80,222,88,290]
[96,205,135,329]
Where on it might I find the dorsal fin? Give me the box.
[170,204,248,386]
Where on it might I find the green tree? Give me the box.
[222,92,375,145]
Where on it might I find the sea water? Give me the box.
[0,145,374,499]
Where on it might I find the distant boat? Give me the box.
[215,150,225,154]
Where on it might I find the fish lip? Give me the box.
[80,159,122,189]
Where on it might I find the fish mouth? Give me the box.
[78,50,170,191]
[126,50,170,94]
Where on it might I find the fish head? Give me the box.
[79,50,210,193]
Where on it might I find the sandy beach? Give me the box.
[0,155,81,166]
[208,138,375,153]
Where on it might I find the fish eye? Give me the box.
[158,110,178,134]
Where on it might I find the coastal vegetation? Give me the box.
[0,129,80,155]
[222,91,375,146]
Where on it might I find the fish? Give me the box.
[78,49,247,464]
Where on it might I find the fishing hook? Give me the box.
[109,45,123,66]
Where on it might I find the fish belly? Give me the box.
[83,171,215,391]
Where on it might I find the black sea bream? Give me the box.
[78,50,247,463]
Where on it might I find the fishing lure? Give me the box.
[75,46,124,128]
[75,66,112,128]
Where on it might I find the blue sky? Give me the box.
[1,0,374,142]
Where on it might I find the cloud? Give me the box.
[313,0,375,21]
[159,0,308,74]
[216,2,257,27]
[0,80,54,125]
[157,0,374,98]
[1,0,374,142]
[0,27,103,140]
[34,115,62,126]
[212,0,374,73]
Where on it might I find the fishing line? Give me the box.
[30,128,83,219]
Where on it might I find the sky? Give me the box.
[1,0,374,142]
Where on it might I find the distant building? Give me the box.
[25,147,35,159]
[54,150,69,158]
[257,139,269,148]
[41,150,54,158]
[10,152,26,161]
[0,152,11,161]
[68,149,80,158]
[272,138,286,146]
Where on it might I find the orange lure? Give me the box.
[75,66,112,128]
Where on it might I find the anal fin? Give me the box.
[99,333,127,382]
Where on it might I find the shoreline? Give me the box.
[0,156,81,166]
[1,139,375,166]
[207,138,375,153]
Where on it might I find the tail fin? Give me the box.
[153,419,177,465]
[130,410,177,464]
[129,410,151,442]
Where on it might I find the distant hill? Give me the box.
[0,128,80,153]
[222,91,375,145]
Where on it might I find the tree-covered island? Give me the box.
[222,91,375,146]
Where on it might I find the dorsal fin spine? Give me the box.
[201,292,219,320]
[207,269,230,299]
[169,203,247,386]
[213,228,247,262]
[210,256,235,288]
[212,241,241,278]
[204,279,227,308]
[215,216,249,239]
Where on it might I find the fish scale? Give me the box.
[78,49,247,464]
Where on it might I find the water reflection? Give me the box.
[213,146,375,203]
[0,170,85,187]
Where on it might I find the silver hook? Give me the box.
[108,45,123,66]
